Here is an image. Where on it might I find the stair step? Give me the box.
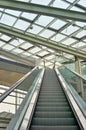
[38,98,67,102]
[34,112,74,118]
[36,106,71,111]
[32,118,77,125]
[37,102,69,106]
[30,125,79,130]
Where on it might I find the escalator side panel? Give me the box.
[29,69,80,130]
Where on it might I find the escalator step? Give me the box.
[36,106,71,111]
[34,112,74,118]
[37,102,69,106]
[32,118,77,125]
[30,125,79,130]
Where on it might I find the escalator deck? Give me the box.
[29,69,80,130]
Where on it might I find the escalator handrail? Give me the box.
[6,69,44,130]
[59,65,86,81]
[0,66,38,103]
[55,69,86,130]
[65,66,86,81]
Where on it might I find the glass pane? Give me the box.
[2,44,15,51]
[14,19,30,30]
[21,12,37,20]
[35,15,54,27]
[50,20,66,30]
[1,14,17,26]
[39,29,55,38]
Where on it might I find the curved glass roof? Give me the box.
[0,0,86,68]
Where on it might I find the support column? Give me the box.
[75,56,81,75]
[75,56,84,99]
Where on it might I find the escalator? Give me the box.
[29,69,80,130]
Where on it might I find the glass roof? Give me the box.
[0,0,86,68]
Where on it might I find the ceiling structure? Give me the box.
[0,0,86,68]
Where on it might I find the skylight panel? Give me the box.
[21,12,37,20]
[78,0,86,7]
[39,29,55,38]
[28,25,43,34]
[38,51,49,57]
[71,6,84,12]
[1,35,11,41]
[76,30,86,38]
[2,44,15,51]
[12,48,23,54]
[53,0,69,9]
[22,52,31,57]
[66,0,75,3]
[31,0,51,5]
[62,25,79,35]
[10,40,22,46]
[0,14,17,26]
[20,42,33,49]
[76,21,86,27]
[0,41,5,47]
[50,20,66,30]
[45,55,54,60]
[62,38,77,45]
[51,34,66,42]
[29,47,41,54]
[35,15,54,27]
[72,42,86,48]
[14,19,30,30]
[5,9,21,16]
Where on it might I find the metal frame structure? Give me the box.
[0,0,86,68]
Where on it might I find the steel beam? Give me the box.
[0,24,86,59]
[0,48,35,66]
[0,58,33,73]
[0,0,86,22]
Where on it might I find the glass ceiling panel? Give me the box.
[62,38,77,45]
[53,0,69,9]
[62,25,79,35]
[35,15,54,27]
[22,52,31,57]
[12,48,24,54]
[71,6,84,12]
[51,34,66,42]
[39,29,55,38]
[38,51,49,57]
[10,40,22,46]
[29,47,41,54]
[20,42,33,49]
[27,24,43,34]
[75,30,86,38]
[31,0,51,5]
[5,9,21,17]
[0,14,17,26]
[21,12,37,20]
[50,20,66,30]
[14,19,30,30]
[2,44,15,51]
[76,21,86,27]
[78,0,86,7]
[0,41,5,47]
[72,42,86,48]
[1,35,11,41]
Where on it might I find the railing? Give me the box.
[58,65,86,101]
[0,67,40,114]
[6,69,44,130]
[55,68,86,130]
